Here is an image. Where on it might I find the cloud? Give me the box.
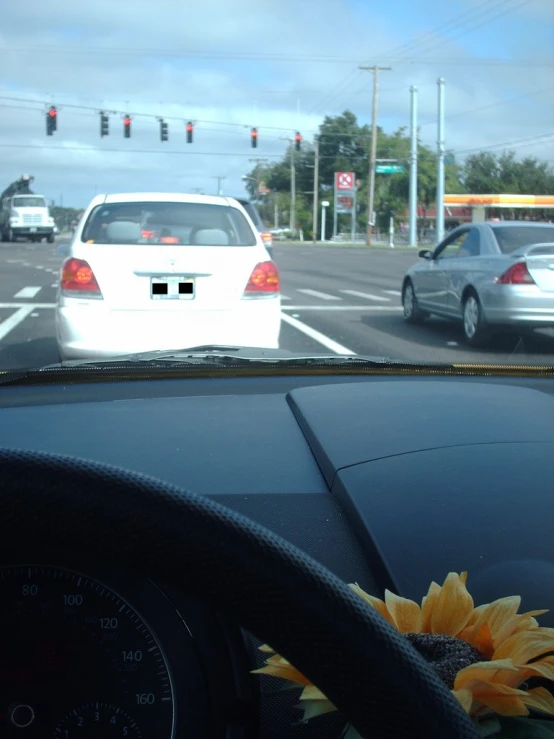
[0,0,552,206]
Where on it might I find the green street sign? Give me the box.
[376,164,405,174]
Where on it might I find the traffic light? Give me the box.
[160,119,168,142]
[186,121,193,144]
[251,127,258,149]
[123,115,132,138]
[294,132,302,151]
[100,112,109,137]
[46,106,57,136]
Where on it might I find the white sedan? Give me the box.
[56,193,281,360]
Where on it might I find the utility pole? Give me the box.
[213,176,226,196]
[248,158,269,198]
[359,65,392,245]
[436,78,446,244]
[279,138,296,235]
[312,137,319,243]
[409,86,418,247]
[290,144,296,234]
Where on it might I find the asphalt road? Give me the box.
[0,240,553,371]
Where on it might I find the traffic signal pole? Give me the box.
[359,65,391,245]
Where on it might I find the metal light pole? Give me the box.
[321,201,329,242]
[409,86,418,247]
[436,78,446,244]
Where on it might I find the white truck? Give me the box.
[0,175,56,243]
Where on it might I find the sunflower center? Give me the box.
[405,633,487,689]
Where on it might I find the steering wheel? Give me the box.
[0,449,479,738]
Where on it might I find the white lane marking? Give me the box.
[14,287,41,299]
[447,341,459,346]
[282,305,402,311]
[0,303,55,309]
[281,313,355,355]
[280,294,291,300]
[31,313,39,317]
[340,289,390,302]
[0,306,35,341]
[51,283,58,288]
[384,289,402,296]
[298,289,341,301]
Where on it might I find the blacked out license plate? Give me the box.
[150,276,195,300]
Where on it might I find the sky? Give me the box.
[0,0,552,207]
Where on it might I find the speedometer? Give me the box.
[0,566,174,737]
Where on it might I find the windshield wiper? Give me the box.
[45,346,397,368]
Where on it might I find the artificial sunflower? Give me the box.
[252,572,554,736]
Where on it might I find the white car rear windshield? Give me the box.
[81,202,258,246]
[492,225,554,254]
[13,196,47,208]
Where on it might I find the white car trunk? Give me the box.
[526,253,554,293]
[73,244,264,311]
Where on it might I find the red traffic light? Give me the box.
[251,127,258,148]
[294,132,302,151]
[123,115,131,139]
[123,116,131,126]
[186,121,194,144]
[46,106,57,136]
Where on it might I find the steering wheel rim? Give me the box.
[0,449,479,738]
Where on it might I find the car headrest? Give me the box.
[106,221,141,243]
[192,228,229,245]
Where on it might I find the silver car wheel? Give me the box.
[463,296,479,339]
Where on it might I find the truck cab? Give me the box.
[1,194,56,243]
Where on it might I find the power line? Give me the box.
[394,0,532,61]
[452,132,554,155]
[2,44,546,66]
[304,0,533,117]
[419,85,554,128]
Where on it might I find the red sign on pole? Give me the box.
[335,172,354,190]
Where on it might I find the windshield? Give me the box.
[492,225,554,254]
[12,197,46,208]
[81,202,257,246]
[0,1,553,372]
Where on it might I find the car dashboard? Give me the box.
[0,372,553,738]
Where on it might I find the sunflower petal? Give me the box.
[464,681,531,717]
[299,684,328,701]
[349,583,394,626]
[459,621,495,659]
[384,590,422,633]
[520,655,554,683]
[470,596,521,639]
[421,581,441,632]
[454,659,519,690]
[297,698,337,720]
[452,688,474,714]
[431,572,474,635]
[493,628,554,664]
[252,660,312,686]
[522,686,554,717]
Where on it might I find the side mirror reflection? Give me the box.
[418,249,432,259]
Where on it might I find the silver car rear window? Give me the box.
[81,202,258,246]
[492,225,554,254]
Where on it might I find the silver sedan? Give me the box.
[401,221,554,347]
